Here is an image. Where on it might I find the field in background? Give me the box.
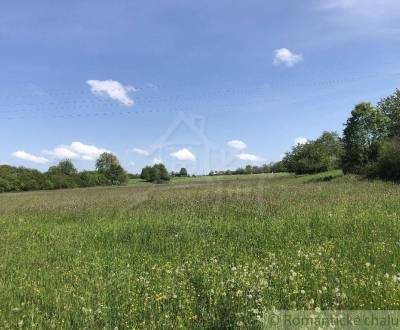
[127,172,290,186]
[1,172,400,328]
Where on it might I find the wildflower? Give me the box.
[365,262,371,268]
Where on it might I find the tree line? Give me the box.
[140,165,190,183]
[0,153,128,193]
[279,88,400,180]
[208,162,285,176]
[2,88,399,192]
[210,88,400,181]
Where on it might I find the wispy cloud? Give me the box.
[12,151,50,164]
[235,153,264,162]
[133,148,150,156]
[227,139,247,150]
[170,148,196,161]
[86,79,136,106]
[273,48,303,67]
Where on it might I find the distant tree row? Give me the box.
[171,167,189,177]
[280,88,400,180]
[208,88,400,181]
[0,152,127,193]
[208,162,286,176]
[138,166,192,183]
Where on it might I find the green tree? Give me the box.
[154,163,170,182]
[377,89,400,138]
[48,159,77,176]
[179,167,188,177]
[46,159,80,189]
[244,165,253,174]
[140,166,152,181]
[95,153,127,185]
[341,102,389,174]
[283,131,343,174]
[270,161,287,173]
[140,164,170,183]
[376,138,400,181]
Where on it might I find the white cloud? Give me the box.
[12,151,50,164]
[86,79,136,106]
[273,48,303,67]
[133,148,150,156]
[294,137,308,145]
[45,146,79,159]
[227,139,247,150]
[129,161,135,166]
[44,142,110,161]
[170,148,196,161]
[235,153,264,162]
[153,158,162,164]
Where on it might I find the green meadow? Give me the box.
[1,172,400,328]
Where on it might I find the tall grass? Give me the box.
[1,174,400,328]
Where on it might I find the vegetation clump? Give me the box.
[140,163,170,183]
[0,153,127,193]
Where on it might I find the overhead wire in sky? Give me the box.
[0,71,399,120]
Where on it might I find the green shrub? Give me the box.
[79,171,110,187]
[140,163,170,183]
[0,165,52,192]
[376,138,400,181]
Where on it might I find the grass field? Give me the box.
[1,172,400,328]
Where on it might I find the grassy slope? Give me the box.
[1,173,400,328]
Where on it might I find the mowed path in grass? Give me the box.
[1,173,400,328]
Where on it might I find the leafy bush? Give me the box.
[79,171,110,187]
[0,156,128,194]
[0,165,53,192]
[140,163,170,183]
[376,138,400,181]
[283,132,343,175]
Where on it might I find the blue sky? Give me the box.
[1,0,400,174]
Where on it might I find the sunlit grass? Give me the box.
[1,173,400,328]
